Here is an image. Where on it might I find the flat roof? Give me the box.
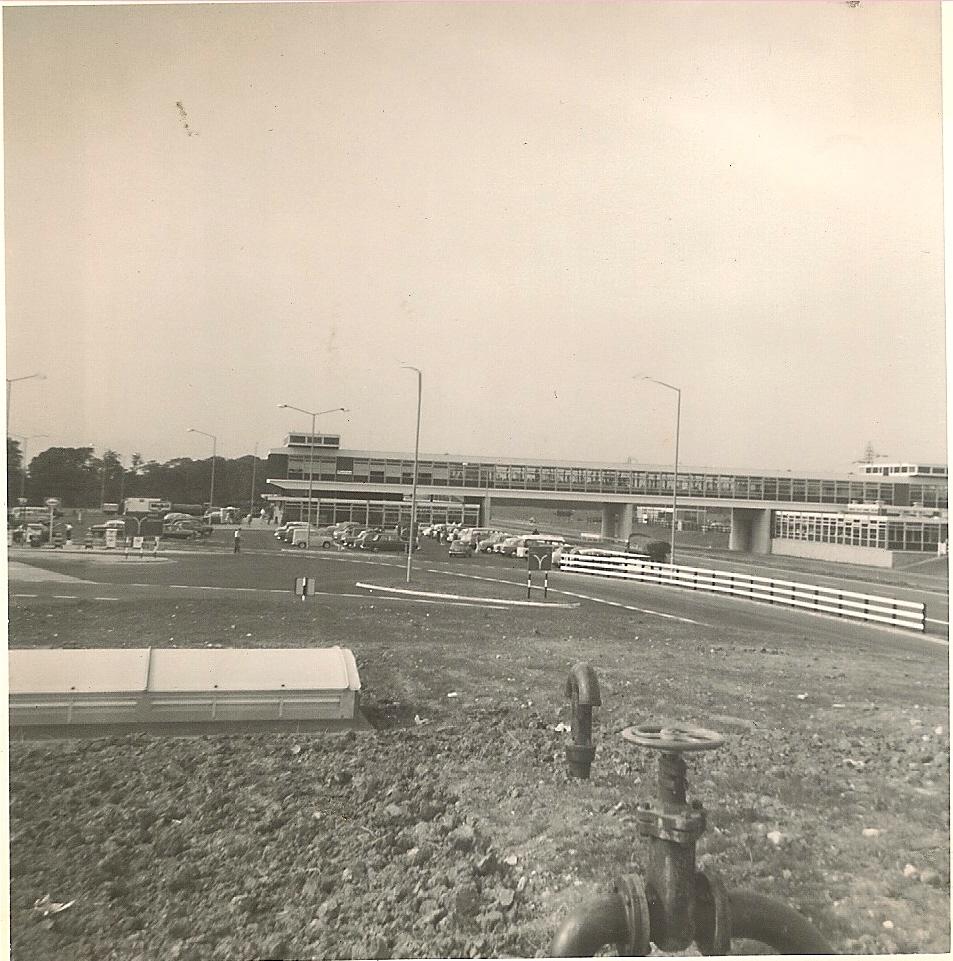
[10,649,150,694]
[146,647,356,692]
[267,446,948,483]
[9,647,361,696]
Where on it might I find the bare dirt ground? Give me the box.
[8,564,950,959]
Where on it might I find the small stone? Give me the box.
[862,828,882,838]
[385,803,404,819]
[449,824,476,852]
[503,854,518,866]
[766,831,784,846]
[882,920,894,930]
[476,852,500,876]
[902,864,919,879]
[497,887,515,909]
[454,883,481,917]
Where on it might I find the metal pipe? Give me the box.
[549,893,630,958]
[565,663,601,778]
[728,889,833,954]
[549,888,832,956]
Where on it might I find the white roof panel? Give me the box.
[9,649,150,694]
[146,647,356,693]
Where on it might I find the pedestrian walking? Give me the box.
[233,529,242,553]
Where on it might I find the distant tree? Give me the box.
[25,447,97,507]
[7,438,23,506]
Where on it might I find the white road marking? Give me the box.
[52,594,78,599]
[11,593,38,598]
[163,582,505,609]
[428,568,704,624]
[355,582,576,609]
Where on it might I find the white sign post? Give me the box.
[44,498,60,548]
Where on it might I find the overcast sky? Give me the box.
[4,1,947,474]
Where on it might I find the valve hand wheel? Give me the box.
[622,722,724,752]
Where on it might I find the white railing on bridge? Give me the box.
[558,552,926,632]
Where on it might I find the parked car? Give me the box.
[335,524,367,546]
[291,525,337,549]
[476,532,508,553]
[361,533,416,552]
[448,538,473,558]
[89,519,128,538]
[496,535,524,556]
[516,534,566,559]
[276,522,311,543]
[163,513,213,538]
[26,521,69,546]
[355,529,386,549]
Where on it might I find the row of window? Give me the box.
[774,512,948,552]
[273,496,480,528]
[281,454,948,508]
[861,463,947,477]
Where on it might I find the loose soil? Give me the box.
[8,579,950,959]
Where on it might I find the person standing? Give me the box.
[233,529,242,553]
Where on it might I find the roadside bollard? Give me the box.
[564,663,601,779]
[550,721,833,956]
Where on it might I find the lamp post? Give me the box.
[277,405,348,548]
[11,433,47,501]
[401,366,422,584]
[250,442,259,522]
[6,373,45,435]
[187,428,217,517]
[637,376,681,566]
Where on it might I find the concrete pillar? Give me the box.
[601,504,617,539]
[729,508,773,554]
[481,494,492,527]
[620,503,634,543]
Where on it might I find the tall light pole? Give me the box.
[11,433,47,501]
[6,373,45,435]
[187,428,217,516]
[250,442,259,522]
[401,366,422,583]
[277,404,348,548]
[637,376,681,566]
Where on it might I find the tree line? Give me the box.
[6,440,270,512]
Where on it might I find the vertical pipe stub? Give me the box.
[565,663,601,778]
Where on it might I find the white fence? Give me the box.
[558,552,926,632]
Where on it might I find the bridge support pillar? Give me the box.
[481,494,492,526]
[729,508,773,554]
[600,503,634,542]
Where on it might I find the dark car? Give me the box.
[347,528,381,548]
[448,538,473,558]
[361,533,416,552]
